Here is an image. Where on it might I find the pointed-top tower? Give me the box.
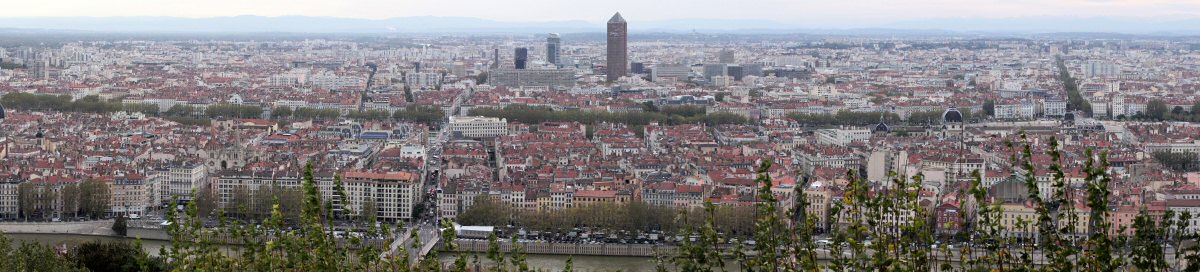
[606,12,628,82]
[609,12,625,23]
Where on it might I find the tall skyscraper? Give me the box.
[606,12,628,82]
[546,33,561,67]
[514,48,529,69]
[718,49,735,64]
[493,48,500,68]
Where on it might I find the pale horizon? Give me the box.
[4,0,1200,28]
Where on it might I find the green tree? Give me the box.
[487,232,506,271]
[0,233,87,272]
[475,72,488,84]
[671,201,727,271]
[61,183,80,218]
[271,106,293,119]
[1128,208,1168,270]
[1147,99,1169,120]
[1151,151,1200,172]
[69,241,163,272]
[1080,148,1122,271]
[165,105,197,117]
[79,179,111,219]
[113,216,129,236]
[457,196,512,226]
[17,183,38,220]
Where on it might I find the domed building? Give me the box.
[942,106,964,124]
[871,116,890,136]
[937,106,965,140]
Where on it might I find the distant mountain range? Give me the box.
[0,15,1199,35]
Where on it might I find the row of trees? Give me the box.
[786,111,901,127]
[269,105,444,126]
[786,108,975,128]
[269,106,340,120]
[203,104,263,119]
[1152,151,1200,172]
[15,179,110,221]
[469,104,750,127]
[345,110,395,121]
[1057,57,1095,115]
[1143,99,1200,122]
[392,105,446,126]
[456,197,758,238]
[1,93,158,115]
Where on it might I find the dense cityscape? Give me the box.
[2,7,1200,272]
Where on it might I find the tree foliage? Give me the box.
[457,197,757,238]
[787,110,902,126]
[1057,57,1093,116]
[205,103,263,119]
[1152,151,1200,172]
[470,104,750,127]
[393,105,445,126]
[0,93,159,115]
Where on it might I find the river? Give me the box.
[4,233,674,271]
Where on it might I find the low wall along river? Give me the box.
[3,231,676,271]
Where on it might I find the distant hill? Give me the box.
[0,15,1198,35]
[0,16,598,33]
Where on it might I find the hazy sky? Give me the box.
[5,0,1200,26]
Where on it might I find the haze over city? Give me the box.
[4,0,1200,33]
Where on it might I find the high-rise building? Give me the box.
[718,49,735,64]
[29,57,50,81]
[606,12,628,82]
[490,68,576,89]
[727,65,745,81]
[514,48,529,69]
[493,48,500,68]
[652,64,690,82]
[630,62,645,74]
[546,33,561,67]
[1085,60,1119,78]
[703,64,727,80]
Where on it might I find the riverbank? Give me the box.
[4,233,655,271]
[0,220,116,236]
[453,239,669,257]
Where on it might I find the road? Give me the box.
[382,224,441,262]
[420,87,465,222]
